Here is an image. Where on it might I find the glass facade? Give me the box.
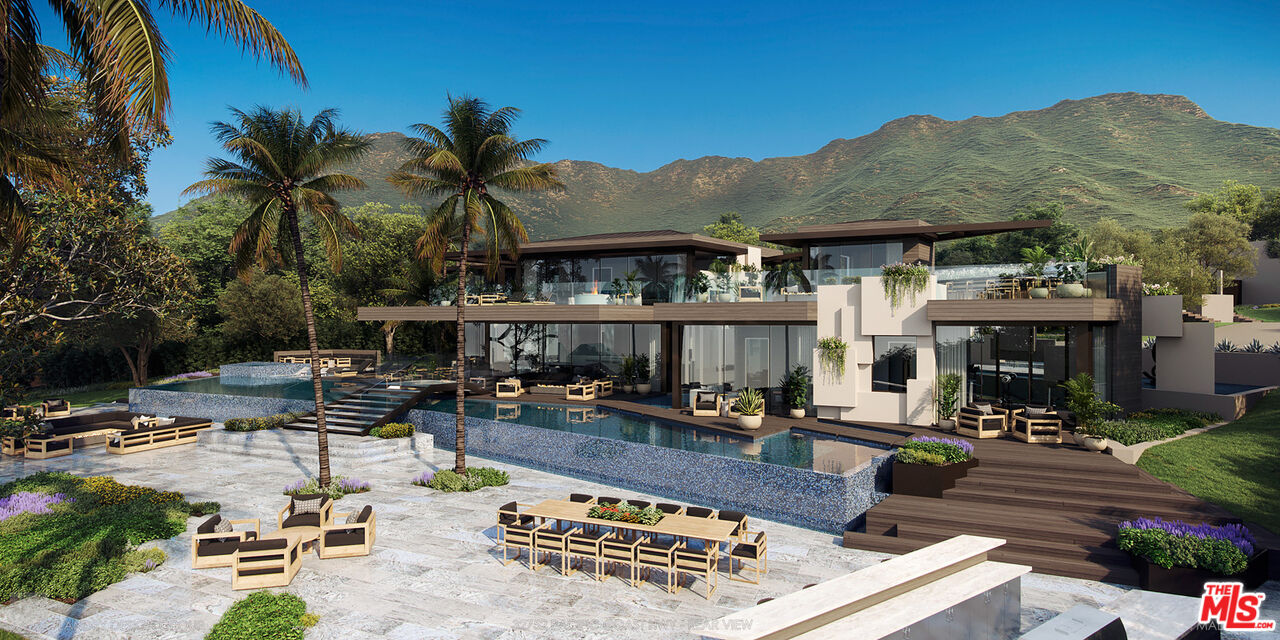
[681,325,817,407]
[935,324,1105,407]
[467,322,661,388]
[810,241,904,284]
[872,336,916,393]
[520,254,687,303]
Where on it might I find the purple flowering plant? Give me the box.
[1118,516,1255,574]
[0,491,72,522]
[411,471,435,487]
[898,435,974,464]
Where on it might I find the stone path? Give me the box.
[0,424,1276,639]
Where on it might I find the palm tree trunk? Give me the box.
[454,222,472,475]
[284,203,331,488]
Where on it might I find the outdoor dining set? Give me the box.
[191,493,377,590]
[495,494,767,598]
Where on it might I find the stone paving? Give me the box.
[0,420,1277,639]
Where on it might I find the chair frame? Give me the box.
[594,379,614,397]
[565,382,596,402]
[318,510,377,559]
[691,390,721,417]
[635,537,683,594]
[495,379,525,398]
[729,529,768,584]
[1,436,24,456]
[40,400,71,418]
[277,496,334,530]
[1011,411,1064,444]
[231,537,303,590]
[600,533,645,585]
[675,543,719,599]
[497,501,541,566]
[532,521,579,574]
[565,528,610,578]
[191,518,261,569]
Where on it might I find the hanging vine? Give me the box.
[817,336,848,380]
[881,263,931,311]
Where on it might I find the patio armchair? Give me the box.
[191,514,260,569]
[674,542,719,599]
[716,510,749,542]
[691,390,720,417]
[319,505,376,559]
[956,402,1015,439]
[594,379,614,397]
[655,503,684,515]
[565,528,611,579]
[568,493,596,504]
[600,532,646,585]
[495,379,524,399]
[1011,406,1063,444]
[231,537,303,590]
[728,530,769,583]
[40,399,71,418]
[277,493,334,530]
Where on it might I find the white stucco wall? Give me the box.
[1141,295,1184,337]
[1195,294,1234,323]
[1152,321,1215,394]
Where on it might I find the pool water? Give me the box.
[417,398,888,473]
[146,376,347,402]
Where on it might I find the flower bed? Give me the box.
[587,500,664,526]
[224,412,301,432]
[370,422,413,438]
[0,472,211,602]
[892,436,978,498]
[1118,517,1269,596]
[283,476,370,501]
[412,467,509,492]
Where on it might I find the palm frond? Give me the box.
[159,0,306,85]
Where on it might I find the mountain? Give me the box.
[157,93,1280,238]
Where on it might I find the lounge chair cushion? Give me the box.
[291,494,324,515]
[1025,406,1048,417]
[356,505,373,524]
[196,540,240,557]
[239,538,287,552]
[282,513,321,528]
[324,530,365,547]
[684,506,714,518]
[197,515,222,535]
[344,511,360,525]
[717,510,747,535]
[695,401,717,411]
[214,519,234,534]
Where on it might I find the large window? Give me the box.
[810,241,904,282]
[872,336,916,393]
[681,325,816,407]
[520,254,686,303]
[936,324,1097,407]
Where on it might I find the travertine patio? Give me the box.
[0,422,1276,640]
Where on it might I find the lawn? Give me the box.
[0,473,217,602]
[1138,394,1280,534]
[1234,304,1280,322]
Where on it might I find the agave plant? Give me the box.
[1268,341,1280,355]
[1215,339,1237,353]
[733,388,765,416]
[1242,339,1265,353]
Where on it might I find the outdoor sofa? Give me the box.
[106,417,215,454]
[956,402,1020,439]
[22,411,213,459]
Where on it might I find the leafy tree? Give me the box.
[217,271,304,345]
[937,202,1079,265]
[158,196,252,327]
[388,95,563,475]
[1177,211,1257,283]
[378,262,453,358]
[184,107,370,489]
[1251,189,1280,242]
[1185,180,1264,227]
[702,212,761,245]
[334,204,428,303]
[0,0,305,256]
[1088,218,1153,260]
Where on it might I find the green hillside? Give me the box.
[156,93,1280,239]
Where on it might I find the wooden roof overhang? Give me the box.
[760,219,1053,247]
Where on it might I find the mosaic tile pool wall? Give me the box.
[219,361,308,379]
[405,408,892,533]
[129,388,315,422]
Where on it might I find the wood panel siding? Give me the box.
[926,299,1122,323]
[1112,264,1143,410]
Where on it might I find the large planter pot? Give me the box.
[622,384,634,393]
[635,383,652,395]
[1028,287,1049,299]
[1076,434,1107,451]
[716,293,735,303]
[892,458,979,499]
[1057,283,1087,298]
[696,293,709,303]
[789,408,806,419]
[737,414,762,430]
[1132,550,1270,597]
[628,296,642,306]
[938,418,956,431]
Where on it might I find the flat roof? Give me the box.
[451,229,783,261]
[760,218,1053,246]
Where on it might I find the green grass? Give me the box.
[1138,394,1280,534]
[0,629,29,640]
[206,592,315,640]
[1234,305,1280,323]
[0,472,206,602]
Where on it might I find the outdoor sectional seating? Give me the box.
[21,411,214,459]
[191,514,261,569]
[231,537,303,590]
[106,417,215,454]
[318,505,377,559]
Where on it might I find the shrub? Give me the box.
[1118,517,1254,575]
[187,501,221,517]
[370,422,413,438]
[898,436,973,463]
[224,412,300,432]
[417,467,510,492]
[82,476,184,506]
[283,476,369,501]
[894,448,948,466]
[121,548,165,573]
[205,591,314,640]
[1094,408,1220,445]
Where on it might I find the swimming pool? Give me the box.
[417,398,886,473]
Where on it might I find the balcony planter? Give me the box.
[1057,283,1087,298]
[789,408,805,419]
[1029,287,1049,299]
[1132,550,1270,597]
[892,458,978,499]
[737,414,762,430]
[1072,431,1108,451]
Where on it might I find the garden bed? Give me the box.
[891,436,977,499]
[1118,516,1268,597]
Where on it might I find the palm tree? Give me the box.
[1,0,305,255]
[184,107,369,488]
[388,95,562,474]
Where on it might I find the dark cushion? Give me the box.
[685,506,714,518]
[656,503,682,514]
[568,530,608,543]
[197,515,222,535]
[629,500,650,509]
[324,530,365,547]
[638,539,679,551]
[596,496,621,505]
[356,505,373,524]
[236,567,284,576]
[731,543,760,559]
[196,540,239,557]
[282,513,321,528]
[717,510,747,534]
[568,493,593,503]
[238,538,287,552]
[695,401,717,411]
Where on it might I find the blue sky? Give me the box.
[38,0,1280,213]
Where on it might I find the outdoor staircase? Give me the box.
[841,426,1247,585]
[282,382,433,437]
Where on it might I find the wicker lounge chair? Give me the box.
[318,505,376,559]
[231,537,302,590]
[191,514,260,569]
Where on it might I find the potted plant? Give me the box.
[935,373,961,430]
[817,336,848,381]
[620,355,637,393]
[880,262,931,311]
[1118,517,1270,596]
[892,436,978,498]
[610,278,626,304]
[734,387,764,430]
[1060,373,1119,452]
[623,270,642,305]
[1056,239,1094,298]
[779,365,810,419]
[709,260,735,302]
[634,354,652,394]
[1020,246,1052,298]
[688,271,711,303]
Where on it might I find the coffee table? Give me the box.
[264,526,322,553]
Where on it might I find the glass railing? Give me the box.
[933,263,1111,300]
